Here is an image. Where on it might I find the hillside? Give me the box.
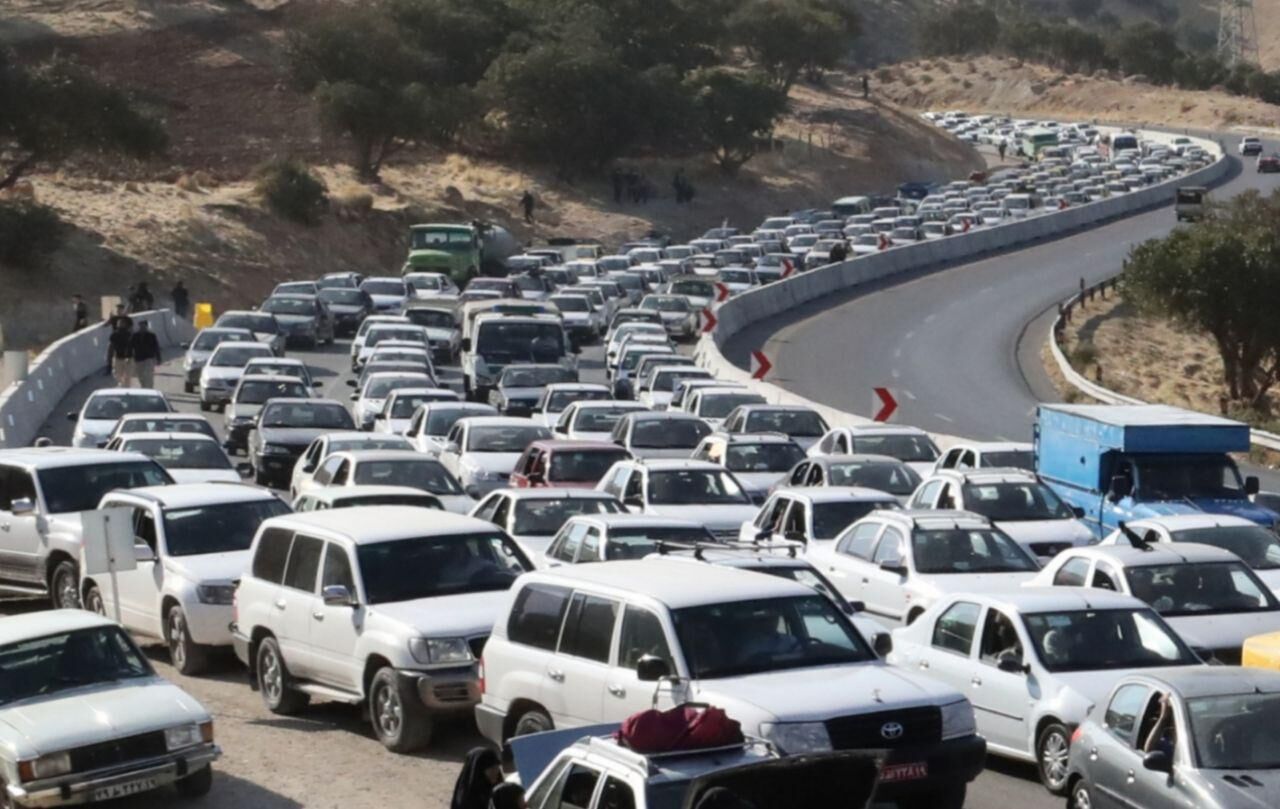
[0,1,985,348]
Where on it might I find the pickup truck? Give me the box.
[1034,404,1278,537]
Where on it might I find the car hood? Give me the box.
[733,472,787,492]
[201,366,243,382]
[168,468,242,484]
[646,503,758,530]
[368,591,510,639]
[1166,611,1280,651]
[45,512,85,537]
[689,662,957,728]
[164,550,252,584]
[227,403,263,421]
[464,453,522,474]
[1132,498,1279,528]
[258,426,333,447]
[77,419,117,438]
[0,678,208,758]
[1197,769,1280,808]
[927,571,1039,596]
[997,518,1095,546]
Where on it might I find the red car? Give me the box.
[1258,155,1280,173]
[510,439,632,488]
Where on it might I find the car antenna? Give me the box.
[1117,521,1152,551]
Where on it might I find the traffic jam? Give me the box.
[1,115,1275,809]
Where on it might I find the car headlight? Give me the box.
[940,699,977,740]
[261,444,291,456]
[760,721,832,754]
[196,583,236,605]
[165,723,204,751]
[18,751,71,782]
[408,637,473,665]
[231,415,254,425]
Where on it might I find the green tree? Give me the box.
[1109,22,1181,82]
[0,50,166,191]
[1123,190,1280,406]
[387,0,526,85]
[729,0,859,90]
[917,3,1001,56]
[687,68,787,174]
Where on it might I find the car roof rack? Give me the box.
[654,537,801,559]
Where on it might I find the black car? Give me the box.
[247,398,355,488]
[317,288,373,337]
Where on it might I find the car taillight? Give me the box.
[1070,726,1084,745]
[478,658,485,695]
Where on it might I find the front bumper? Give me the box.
[475,702,506,745]
[184,602,234,646]
[403,667,481,712]
[7,744,221,808]
[865,735,986,800]
[255,449,304,483]
[200,385,233,405]
[225,420,254,450]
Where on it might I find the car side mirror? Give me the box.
[636,654,670,682]
[346,379,358,388]
[872,632,893,657]
[444,441,460,454]
[322,585,356,608]
[1246,475,1260,496]
[134,543,157,563]
[1108,475,1132,501]
[349,393,359,401]
[1071,506,1085,519]
[847,600,865,613]
[527,472,543,484]
[1142,750,1172,774]
[66,412,77,421]
[997,654,1029,675]
[10,497,36,517]
[879,560,907,576]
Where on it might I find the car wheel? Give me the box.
[50,560,81,609]
[84,583,106,616]
[369,667,432,753]
[896,785,964,809]
[512,707,553,738]
[199,400,211,412]
[174,764,213,798]
[1037,722,1072,794]
[1070,777,1094,809]
[166,604,210,676]
[255,636,309,714]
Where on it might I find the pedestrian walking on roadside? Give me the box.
[131,282,154,312]
[520,190,535,224]
[72,294,89,333]
[171,281,190,320]
[109,321,134,387]
[104,305,133,376]
[130,320,161,389]
[998,139,1008,161]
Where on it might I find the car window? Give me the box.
[543,763,601,809]
[1091,563,1120,591]
[755,496,788,530]
[979,609,1023,666]
[132,508,158,553]
[931,601,981,656]
[508,584,572,651]
[787,462,808,486]
[912,480,942,508]
[617,606,674,670]
[283,535,324,593]
[322,544,356,594]
[331,461,350,486]
[1054,557,1091,587]
[491,497,511,530]
[872,527,905,565]
[597,777,635,809]
[555,522,588,562]
[1105,683,1150,744]
[580,528,603,562]
[313,456,342,486]
[252,527,293,584]
[839,522,882,559]
[783,502,807,539]
[558,593,619,663]
[472,495,502,525]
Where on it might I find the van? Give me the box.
[461,314,576,401]
[831,196,872,218]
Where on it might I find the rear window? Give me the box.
[507,584,572,651]
[252,527,294,584]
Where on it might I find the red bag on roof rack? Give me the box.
[617,704,744,754]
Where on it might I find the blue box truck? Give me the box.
[1035,404,1278,536]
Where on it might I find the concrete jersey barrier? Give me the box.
[0,310,195,448]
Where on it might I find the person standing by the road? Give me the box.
[998,139,1008,161]
[104,304,133,376]
[133,282,154,312]
[71,295,89,332]
[829,240,848,263]
[109,321,134,387]
[520,190,535,224]
[130,320,161,389]
[171,281,190,320]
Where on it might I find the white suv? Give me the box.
[84,484,291,674]
[231,507,533,752]
[477,559,985,809]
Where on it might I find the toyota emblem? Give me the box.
[880,722,905,740]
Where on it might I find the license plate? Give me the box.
[92,776,158,801]
[880,762,928,783]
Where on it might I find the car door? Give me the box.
[309,455,342,495]
[275,533,325,679]
[785,461,809,487]
[861,526,911,622]
[116,505,164,638]
[1088,683,1152,809]
[908,480,943,510]
[622,469,646,513]
[439,424,465,476]
[604,604,681,717]
[781,499,809,544]
[970,607,1031,753]
[919,600,983,701]
[545,590,620,727]
[0,466,42,584]
[820,522,883,605]
[308,541,363,693]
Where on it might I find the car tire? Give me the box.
[896,785,964,809]
[511,706,553,738]
[369,667,432,753]
[166,604,210,676]
[50,560,81,609]
[1069,777,1094,809]
[199,400,211,412]
[84,583,106,616]
[255,636,309,715]
[174,764,213,798]
[1037,721,1072,794]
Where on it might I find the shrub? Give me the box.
[0,201,62,267]
[1071,341,1098,368]
[254,159,328,225]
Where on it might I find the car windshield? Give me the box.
[911,528,1039,574]
[192,331,249,351]
[1021,609,1197,673]
[357,533,529,603]
[1125,561,1278,616]
[468,425,551,452]
[672,595,872,679]
[476,322,566,361]
[651,370,711,392]
[699,393,765,419]
[572,406,640,432]
[84,395,169,420]
[38,461,171,513]
[720,271,752,284]
[961,481,1074,521]
[407,275,443,290]
[260,403,354,429]
[813,501,897,540]
[238,380,309,404]
[548,450,630,482]
[366,377,429,399]
[621,350,673,371]
[423,408,483,436]
[1170,525,1280,570]
[0,626,151,705]
[743,410,827,437]
[318,289,365,305]
[642,297,688,312]
[118,418,216,439]
[404,309,455,329]
[550,296,588,312]
[827,461,921,495]
[671,280,713,297]
[164,499,291,556]
[390,393,452,418]
[500,367,574,388]
[352,459,463,494]
[632,419,711,449]
[648,469,748,505]
[1132,455,1248,499]
[603,526,717,559]
[246,362,307,380]
[363,281,406,296]
[329,436,410,453]
[367,329,424,347]
[1187,693,1280,769]
[980,450,1035,470]
[219,314,276,333]
[850,433,939,462]
[261,297,314,315]
[546,389,609,412]
[512,497,625,536]
[210,346,271,367]
[724,443,807,473]
[411,228,472,248]
[128,438,232,470]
